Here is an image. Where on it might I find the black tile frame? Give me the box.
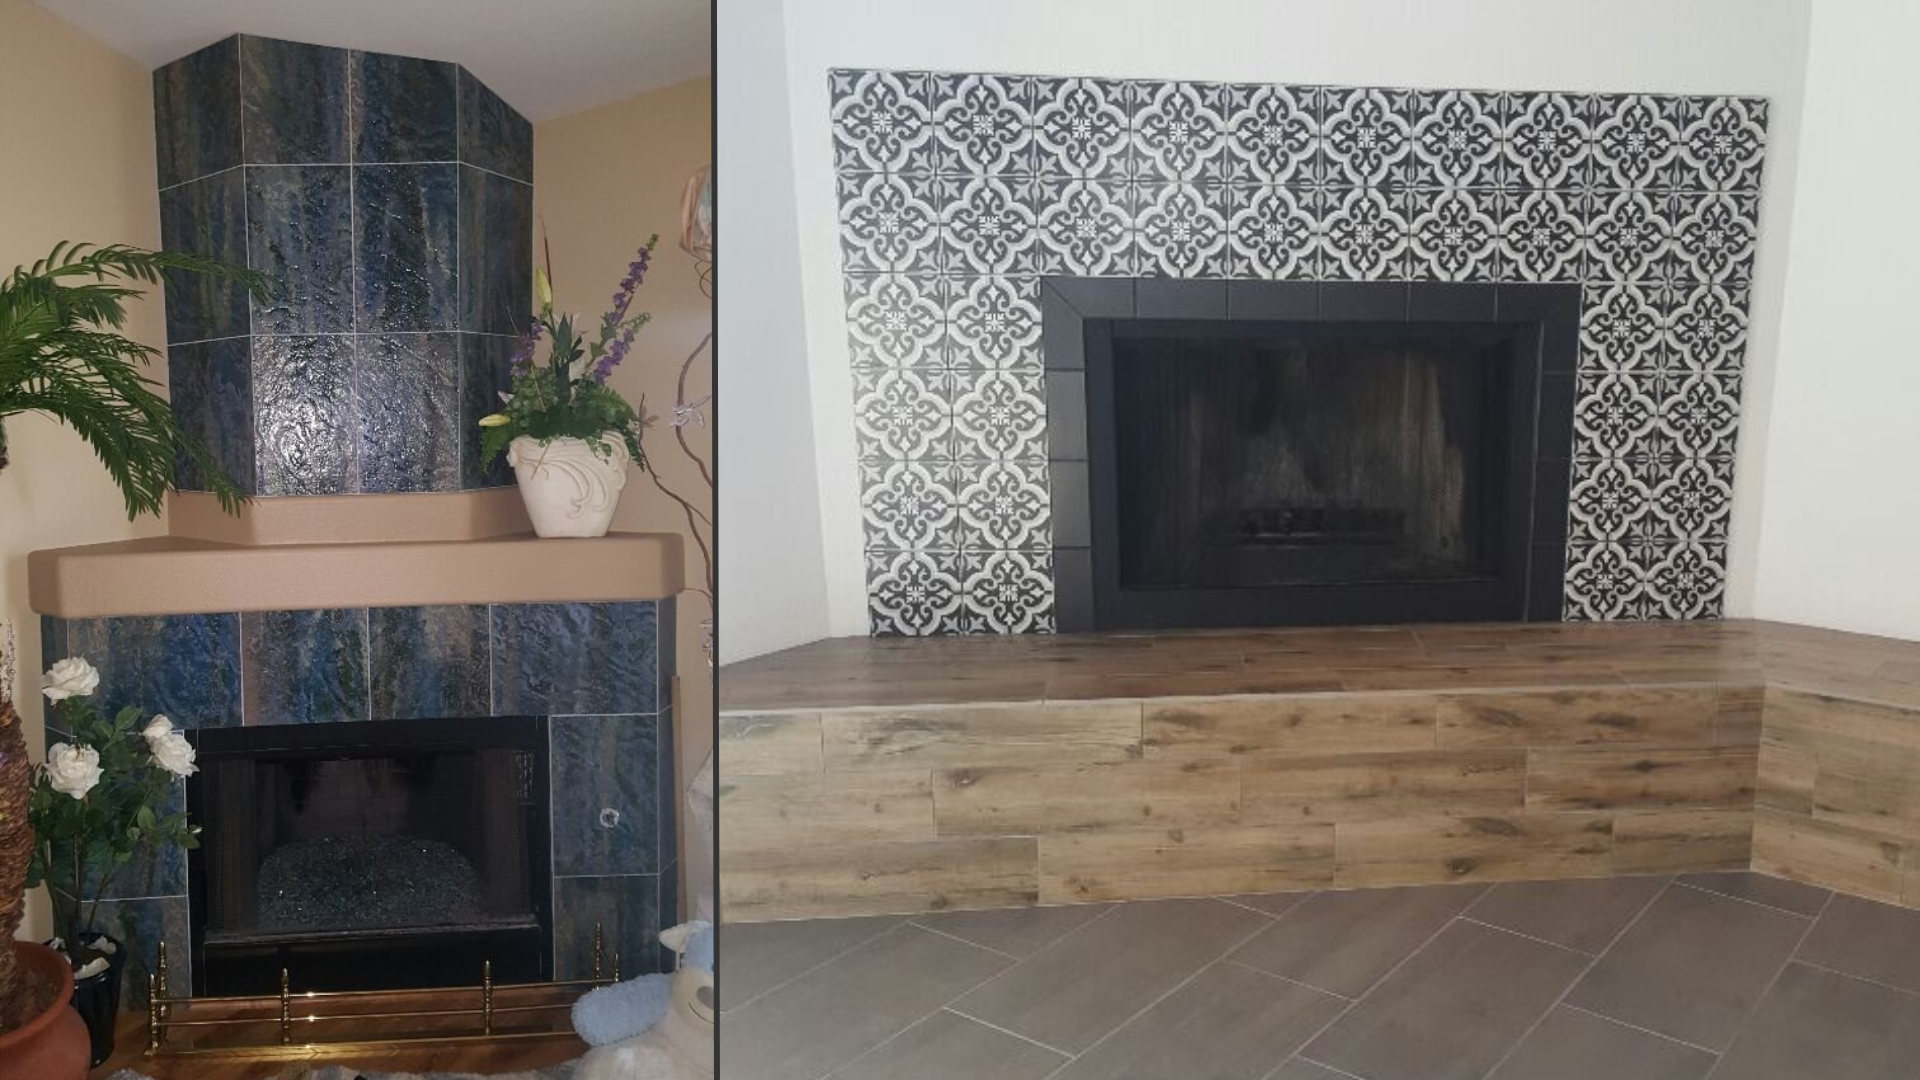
[1044,277,1576,630]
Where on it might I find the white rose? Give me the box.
[42,657,99,702]
[142,715,174,740]
[45,743,102,800]
[147,729,197,778]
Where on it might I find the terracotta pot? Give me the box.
[0,942,91,1080]
[507,434,630,538]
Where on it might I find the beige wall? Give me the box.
[1,0,169,941]
[534,77,715,917]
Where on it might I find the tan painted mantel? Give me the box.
[29,490,685,617]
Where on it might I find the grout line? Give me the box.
[1559,1002,1724,1056]
[1702,889,1836,1080]
[1456,915,1595,957]
[1670,878,1828,919]
[1220,957,1354,1001]
[1213,893,1293,918]
[1284,1056,1370,1080]
[939,1007,1076,1057]
[1478,874,1677,1080]
[904,921,1024,961]
[722,920,907,1016]
[1783,958,1920,1000]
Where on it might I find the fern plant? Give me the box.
[0,242,262,517]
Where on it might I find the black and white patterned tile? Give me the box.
[831,69,1769,631]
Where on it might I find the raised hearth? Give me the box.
[719,620,1920,921]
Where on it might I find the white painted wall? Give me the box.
[742,0,1815,636]
[715,0,835,662]
[1752,0,1920,638]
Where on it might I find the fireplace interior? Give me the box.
[1111,321,1516,592]
[187,716,552,995]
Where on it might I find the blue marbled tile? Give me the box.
[168,337,255,495]
[63,614,242,729]
[355,164,458,332]
[158,168,248,344]
[355,334,460,492]
[351,50,457,163]
[656,706,678,871]
[551,714,661,876]
[368,605,490,719]
[39,615,66,675]
[240,36,348,164]
[81,894,190,1005]
[252,335,357,495]
[457,165,533,336]
[457,67,533,182]
[247,165,353,334]
[459,333,516,489]
[491,603,660,716]
[242,608,370,725]
[553,874,664,980]
[656,864,681,971]
[153,35,240,189]
[50,782,187,900]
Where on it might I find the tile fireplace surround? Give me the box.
[830,69,1768,633]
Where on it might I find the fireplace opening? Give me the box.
[1111,321,1515,592]
[186,716,552,995]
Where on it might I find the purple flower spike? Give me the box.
[508,322,545,374]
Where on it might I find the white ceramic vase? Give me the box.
[508,434,630,538]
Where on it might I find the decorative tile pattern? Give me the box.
[355,333,460,492]
[241,607,370,725]
[831,70,1770,629]
[367,604,490,719]
[550,714,662,876]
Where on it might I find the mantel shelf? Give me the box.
[28,531,685,618]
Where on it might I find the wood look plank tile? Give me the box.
[933,759,1240,837]
[1302,920,1588,1080]
[1241,748,1526,824]
[1524,746,1758,811]
[720,926,1013,1080]
[719,712,824,775]
[951,898,1268,1054]
[1751,807,1909,904]
[1435,688,1722,748]
[1808,739,1920,840]
[1756,737,1816,813]
[821,703,1142,771]
[1611,809,1754,874]
[1039,824,1335,903]
[1051,961,1345,1080]
[1339,664,1625,691]
[720,837,1040,920]
[1333,813,1614,888]
[720,770,935,849]
[1141,695,1438,757]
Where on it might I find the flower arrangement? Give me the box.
[26,656,198,976]
[476,237,660,470]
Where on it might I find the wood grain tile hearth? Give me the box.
[720,620,1920,921]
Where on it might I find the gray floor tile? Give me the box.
[1678,871,1832,917]
[721,925,1012,1080]
[1714,962,1920,1080]
[1303,921,1587,1080]
[1053,961,1345,1080]
[912,902,1113,957]
[1796,892,1920,993]
[1466,875,1669,954]
[1223,891,1311,918]
[1270,1061,1355,1080]
[720,914,901,1009]
[1485,1005,1717,1080]
[1230,883,1485,997]
[952,897,1268,1054]
[1567,885,1809,1050]
[826,1009,1068,1080]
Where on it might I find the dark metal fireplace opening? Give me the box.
[1046,279,1578,631]
[186,716,552,996]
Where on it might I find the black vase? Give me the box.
[65,932,126,1067]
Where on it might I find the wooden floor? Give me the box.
[719,618,1920,922]
[91,984,586,1079]
[720,619,1920,711]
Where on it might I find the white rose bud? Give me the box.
[42,657,100,702]
[44,743,102,800]
[148,729,197,778]
[142,715,174,740]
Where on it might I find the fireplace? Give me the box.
[185,716,552,995]
[1046,279,1577,630]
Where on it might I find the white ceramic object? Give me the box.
[508,434,630,538]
